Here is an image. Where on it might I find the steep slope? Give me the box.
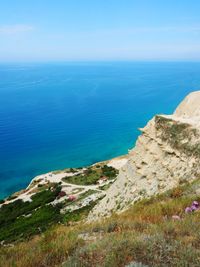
[2,174,200,267]
[88,91,200,220]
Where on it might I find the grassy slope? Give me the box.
[0,185,62,243]
[1,179,200,266]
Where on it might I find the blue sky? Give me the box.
[0,0,200,61]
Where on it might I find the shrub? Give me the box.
[6,195,17,201]
[0,185,62,243]
[62,165,118,185]
[0,205,62,243]
[170,187,184,198]
[107,222,119,233]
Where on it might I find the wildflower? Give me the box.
[68,195,76,201]
[191,205,199,211]
[192,201,199,207]
[185,207,192,213]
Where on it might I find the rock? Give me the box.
[172,215,181,220]
[174,91,200,118]
[88,91,200,221]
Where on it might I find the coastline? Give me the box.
[1,62,199,201]
[1,154,129,206]
[0,153,130,243]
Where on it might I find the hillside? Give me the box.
[1,91,200,266]
[88,91,200,220]
[1,178,200,266]
[0,160,123,243]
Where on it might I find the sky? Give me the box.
[0,0,200,62]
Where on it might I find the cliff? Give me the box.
[2,91,200,243]
[88,91,200,220]
[2,91,200,267]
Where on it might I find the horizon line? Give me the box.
[1,59,200,64]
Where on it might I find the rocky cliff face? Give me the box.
[88,91,200,221]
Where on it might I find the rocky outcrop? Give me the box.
[88,91,200,221]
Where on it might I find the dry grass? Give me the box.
[0,225,85,267]
[1,182,200,267]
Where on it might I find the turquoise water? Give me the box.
[1,62,200,198]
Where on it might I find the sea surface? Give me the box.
[1,61,200,198]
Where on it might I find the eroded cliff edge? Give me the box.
[88,91,200,220]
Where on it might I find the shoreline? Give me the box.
[1,154,129,206]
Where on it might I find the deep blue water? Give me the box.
[0,62,200,198]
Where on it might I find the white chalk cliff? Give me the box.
[88,91,200,221]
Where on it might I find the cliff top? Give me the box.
[174,91,200,118]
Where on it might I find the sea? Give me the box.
[0,61,200,198]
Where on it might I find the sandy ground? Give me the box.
[107,157,128,170]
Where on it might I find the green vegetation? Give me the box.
[155,115,200,157]
[63,201,98,223]
[99,183,111,190]
[62,165,118,185]
[0,199,5,204]
[0,183,104,244]
[0,205,61,243]
[0,186,61,224]
[0,185,62,243]
[61,190,99,208]
[6,195,17,201]
[78,189,99,201]
[2,178,200,266]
